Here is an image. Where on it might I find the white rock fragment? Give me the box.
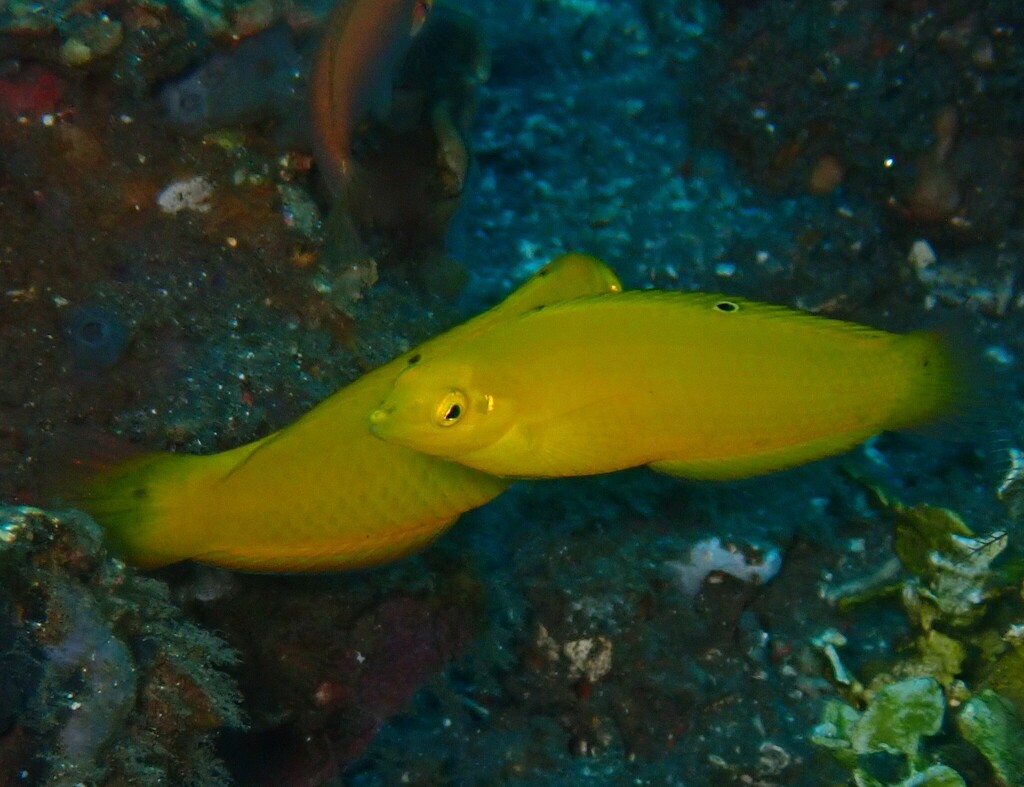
[535,625,613,683]
[535,624,560,662]
[811,628,860,689]
[157,176,214,214]
[668,537,782,598]
[908,239,937,281]
[563,636,612,683]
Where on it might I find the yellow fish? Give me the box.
[66,254,621,571]
[369,291,969,480]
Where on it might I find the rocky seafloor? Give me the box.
[2,0,1024,785]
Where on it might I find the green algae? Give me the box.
[892,504,974,577]
[956,689,1024,786]
[981,639,1024,716]
[851,678,945,759]
[811,677,946,781]
[812,484,1024,787]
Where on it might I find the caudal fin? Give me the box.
[58,439,194,568]
[892,328,991,434]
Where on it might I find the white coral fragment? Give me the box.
[668,537,782,598]
[157,176,214,214]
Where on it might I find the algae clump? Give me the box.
[811,482,1024,787]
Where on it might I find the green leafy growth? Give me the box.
[909,631,965,690]
[815,478,1024,786]
[862,487,1007,631]
[852,677,945,758]
[894,505,973,576]
[911,531,1009,630]
[956,689,1024,786]
[811,699,861,769]
[981,643,1024,716]
[813,678,951,784]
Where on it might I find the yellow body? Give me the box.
[70,254,621,570]
[370,291,966,479]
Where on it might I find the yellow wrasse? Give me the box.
[369,291,969,480]
[310,0,433,196]
[66,254,621,571]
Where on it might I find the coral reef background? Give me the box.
[1,0,1023,784]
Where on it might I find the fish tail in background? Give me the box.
[309,0,435,198]
[309,0,357,197]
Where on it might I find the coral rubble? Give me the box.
[0,505,243,785]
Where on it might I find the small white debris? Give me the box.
[517,238,542,261]
[811,628,859,688]
[0,522,21,544]
[998,448,1024,501]
[984,345,1014,365]
[668,537,782,598]
[563,636,612,683]
[157,176,214,214]
[861,435,890,467]
[908,239,937,280]
[535,624,560,662]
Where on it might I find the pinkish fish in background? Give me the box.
[309,0,434,197]
[309,0,487,256]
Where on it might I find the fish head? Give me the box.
[369,360,513,459]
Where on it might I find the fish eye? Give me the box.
[435,390,468,427]
[714,301,738,313]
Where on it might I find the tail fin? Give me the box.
[58,439,193,568]
[893,328,992,435]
